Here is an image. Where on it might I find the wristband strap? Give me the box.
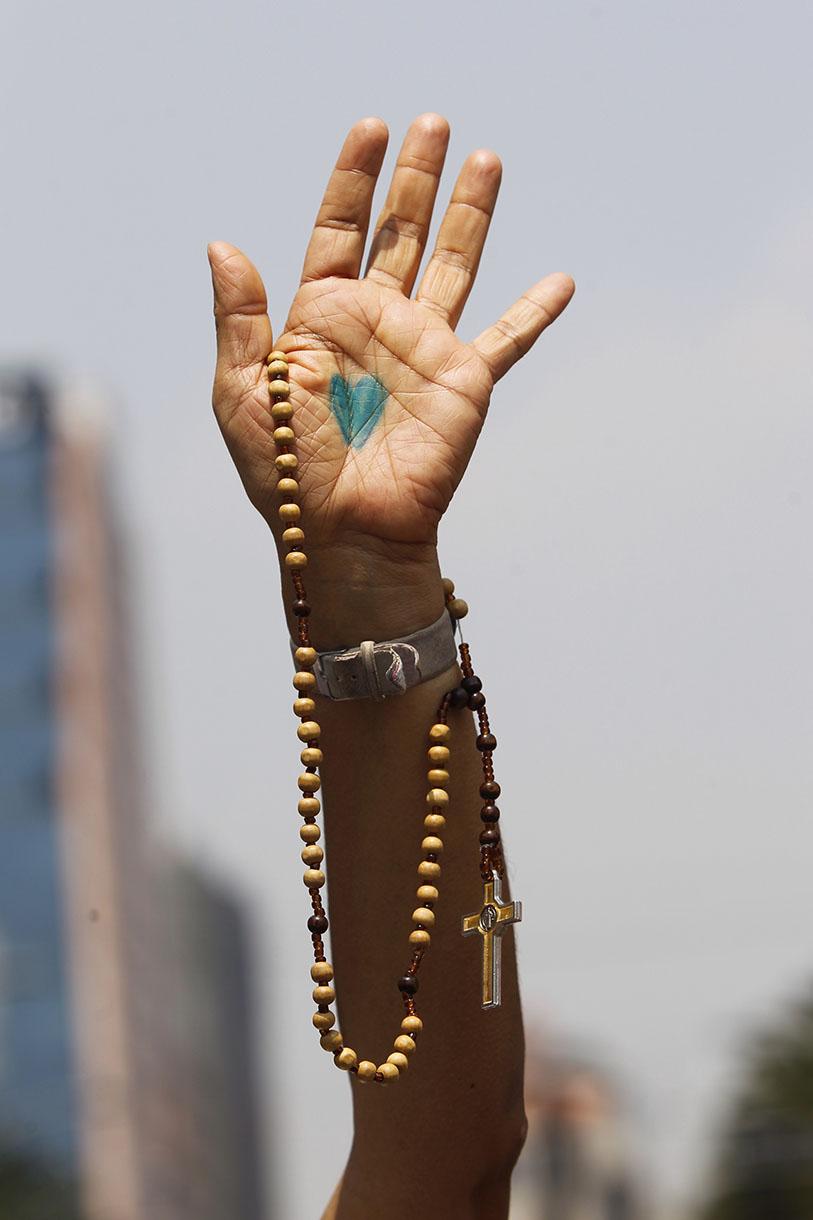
[294,608,458,701]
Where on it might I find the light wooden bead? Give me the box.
[311,962,334,983]
[285,551,308,570]
[300,746,323,767]
[335,1047,357,1071]
[426,788,449,808]
[295,646,317,668]
[271,401,294,421]
[279,503,300,524]
[277,477,299,498]
[273,425,295,445]
[301,845,324,866]
[275,452,298,472]
[441,577,455,596]
[412,907,435,928]
[428,723,450,744]
[312,1010,336,1030]
[268,379,291,398]
[401,1015,423,1035]
[387,1052,409,1072]
[300,823,321,843]
[356,1060,377,1082]
[297,720,321,742]
[298,796,320,816]
[293,670,317,691]
[303,868,325,888]
[298,773,321,793]
[293,697,315,717]
[422,836,444,856]
[427,769,450,787]
[393,1034,416,1056]
[312,984,335,1004]
[283,526,305,547]
[377,1062,399,1083]
[320,1030,342,1052]
[424,813,446,833]
[428,745,450,765]
[449,598,469,620]
[267,360,289,379]
[409,929,431,947]
[416,885,439,904]
[418,861,441,880]
[267,350,288,364]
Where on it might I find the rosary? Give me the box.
[267,350,522,1084]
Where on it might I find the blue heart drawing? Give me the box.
[329,374,388,449]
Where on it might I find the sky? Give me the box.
[2,0,812,1215]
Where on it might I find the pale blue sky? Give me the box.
[3,1,812,1215]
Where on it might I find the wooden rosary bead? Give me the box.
[311,962,334,983]
[387,1052,409,1072]
[303,868,326,888]
[298,773,321,793]
[267,350,288,364]
[275,453,299,472]
[479,828,500,846]
[320,1030,342,1052]
[412,907,435,928]
[377,1062,399,1083]
[480,780,501,800]
[298,796,320,816]
[292,597,310,616]
[308,914,329,934]
[441,577,455,596]
[424,813,446,832]
[476,732,497,752]
[266,359,289,378]
[300,824,321,844]
[268,379,291,398]
[273,425,295,445]
[271,401,294,421]
[428,723,450,744]
[293,697,315,717]
[335,1047,357,1071]
[418,861,441,880]
[398,975,419,996]
[277,477,299,498]
[279,502,301,524]
[401,1015,423,1035]
[448,598,469,619]
[300,746,323,766]
[409,929,431,947]
[297,720,321,742]
[301,845,324,866]
[421,836,444,856]
[312,1011,336,1030]
[285,551,308,570]
[356,1060,377,1082]
[468,692,486,711]
[461,675,482,694]
[416,884,439,904]
[427,769,450,787]
[481,804,500,822]
[427,745,450,765]
[448,686,469,709]
[312,984,335,1004]
[294,645,317,667]
[393,1034,416,1056]
[426,788,449,808]
[293,671,317,691]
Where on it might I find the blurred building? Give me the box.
[0,371,269,1220]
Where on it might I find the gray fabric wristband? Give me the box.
[294,608,458,701]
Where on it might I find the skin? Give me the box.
[207,113,574,1219]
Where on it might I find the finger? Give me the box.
[300,117,389,285]
[415,149,502,328]
[365,112,450,294]
[473,273,576,382]
[208,241,273,419]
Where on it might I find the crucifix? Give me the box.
[462,872,522,1009]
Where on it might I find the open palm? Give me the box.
[208,114,574,550]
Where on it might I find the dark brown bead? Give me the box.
[479,827,501,846]
[480,780,501,800]
[398,974,419,996]
[461,675,482,694]
[476,732,497,752]
[308,914,328,935]
[468,692,486,711]
[481,804,500,822]
[448,685,469,709]
[293,599,311,617]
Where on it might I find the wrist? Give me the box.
[278,534,445,652]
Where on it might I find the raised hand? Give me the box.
[208,114,574,554]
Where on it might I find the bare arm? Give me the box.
[207,113,574,1219]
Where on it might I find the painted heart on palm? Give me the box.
[329,374,389,449]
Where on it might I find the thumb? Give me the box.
[207,241,273,410]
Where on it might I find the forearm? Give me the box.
[285,546,527,1219]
